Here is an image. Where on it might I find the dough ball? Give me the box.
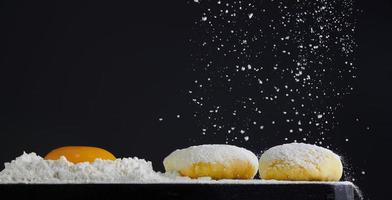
[163,144,259,180]
[259,143,343,181]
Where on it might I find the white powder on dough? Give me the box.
[0,152,188,183]
[259,143,341,171]
[163,144,259,172]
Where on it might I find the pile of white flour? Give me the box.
[0,152,188,183]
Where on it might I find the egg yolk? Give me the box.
[44,146,116,164]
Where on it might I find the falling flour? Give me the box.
[186,0,359,146]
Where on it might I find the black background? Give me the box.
[0,1,391,199]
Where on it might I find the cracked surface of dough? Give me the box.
[259,143,343,181]
[164,144,258,180]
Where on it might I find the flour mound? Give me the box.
[0,152,174,183]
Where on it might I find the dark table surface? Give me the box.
[0,182,361,200]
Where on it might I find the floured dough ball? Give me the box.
[259,143,343,181]
[163,144,259,180]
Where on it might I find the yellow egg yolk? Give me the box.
[44,146,116,164]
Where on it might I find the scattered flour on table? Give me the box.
[0,152,362,198]
[0,151,353,192]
